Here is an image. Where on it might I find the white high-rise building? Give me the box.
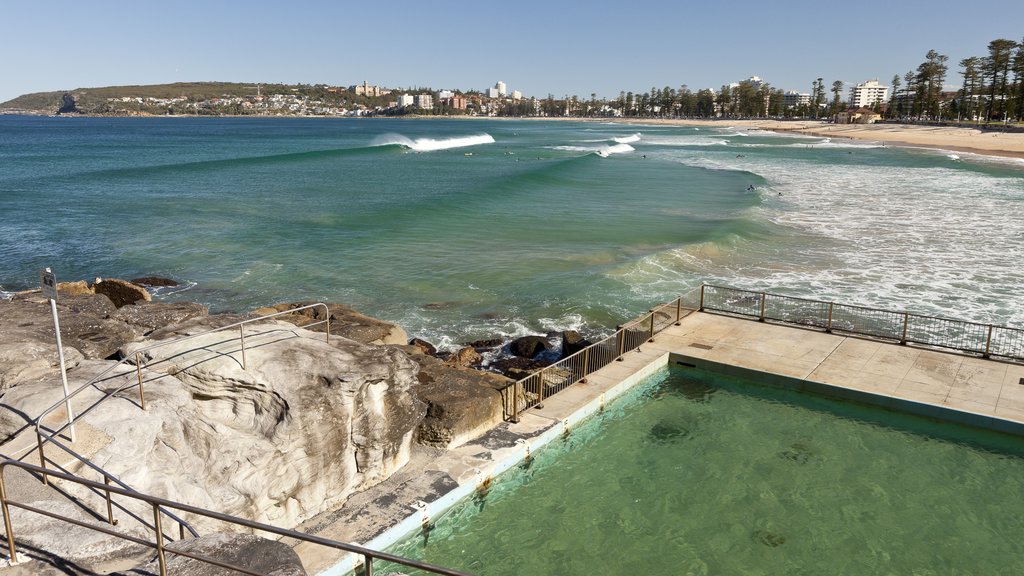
[397,93,414,107]
[783,91,810,109]
[414,94,433,109]
[495,81,507,97]
[848,79,890,108]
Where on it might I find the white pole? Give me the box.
[42,268,75,442]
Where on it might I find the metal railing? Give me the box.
[502,290,701,422]
[26,304,332,547]
[699,284,1024,361]
[0,459,471,576]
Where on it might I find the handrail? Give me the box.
[503,287,703,422]
[698,284,1024,361]
[0,459,473,576]
[28,303,331,544]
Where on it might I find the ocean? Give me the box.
[1,116,1022,350]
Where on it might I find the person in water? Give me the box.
[747,185,755,191]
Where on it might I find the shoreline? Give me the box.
[596,118,1024,160]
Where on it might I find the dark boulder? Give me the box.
[509,335,552,359]
[445,346,481,368]
[408,338,438,356]
[130,276,179,287]
[488,356,551,380]
[93,278,151,308]
[560,330,594,358]
[463,338,503,351]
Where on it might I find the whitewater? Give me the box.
[1,116,1021,347]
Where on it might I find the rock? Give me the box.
[463,338,503,351]
[509,335,552,359]
[399,348,511,449]
[130,276,179,287]
[110,301,209,335]
[58,280,94,296]
[408,337,438,356]
[93,278,151,308]
[488,356,551,380]
[135,533,307,575]
[445,346,481,368]
[258,302,407,345]
[0,340,84,392]
[561,330,593,358]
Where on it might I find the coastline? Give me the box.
[598,118,1024,160]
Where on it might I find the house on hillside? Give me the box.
[835,107,882,124]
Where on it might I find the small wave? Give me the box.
[370,133,495,152]
[551,143,635,157]
[613,133,641,144]
[947,154,961,161]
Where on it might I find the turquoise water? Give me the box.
[385,367,1024,575]
[2,116,1023,348]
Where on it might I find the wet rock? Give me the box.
[130,276,179,287]
[509,335,551,359]
[464,338,503,351]
[408,338,438,356]
[93,278,151,308]
[488,356,551,380]
[752,528,786,547]
[560,330,593,358]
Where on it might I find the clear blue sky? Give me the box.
[2,0,1022,104]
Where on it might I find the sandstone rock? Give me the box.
[445,346,481,368]
[398,345,511,449]
[509,335,552,359]
[110,301,209,335]
[135,533,307,576]
[408,337,438,356]
[93,278,151,308]
[259,302,407,345]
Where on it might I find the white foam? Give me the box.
[371,133,495,152]
[612,133,641,144]
[551,143,635,157]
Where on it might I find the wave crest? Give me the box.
[371,133,495,152]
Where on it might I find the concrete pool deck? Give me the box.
[297,309,1024,575]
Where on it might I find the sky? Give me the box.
[2,0,1023,104]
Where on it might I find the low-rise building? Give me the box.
[835,107,882,124]
[783,91,810,109]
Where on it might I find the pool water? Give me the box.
[384,367,1024,575]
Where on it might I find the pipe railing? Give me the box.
[0,459,472,576]
[699,284,1024,361]
[503,289,701,422]
[27,303,332,546]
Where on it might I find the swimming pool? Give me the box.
[384,365,1024,575]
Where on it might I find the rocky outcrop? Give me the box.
[445,346,481,368]
[255,302,407,345]
[93,278,151,308]
[110,301,209,335]
[509,335,552,359]
[399,345,511,449]
[561,330,593,358]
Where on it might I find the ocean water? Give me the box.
[1,116,1022,348]
[383,367,1024,575]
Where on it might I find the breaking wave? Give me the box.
[371,133,496,152]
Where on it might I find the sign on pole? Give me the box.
[40,268,75,443]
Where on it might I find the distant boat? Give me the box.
[464,152,473,156]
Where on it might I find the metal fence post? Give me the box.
[826,302,834,333]
[675,297,682,325]
[510,380,521,423]
[699,285,705,311]
[759,292,767,322]
[0,469,19,564]
[615,326,625,361]
[36,434,47,486]
[135,352,146,410]
[104,475,117,526]
[984,325,993,358]
[900,313,909,345]
[581,348,590,384]
[153,504,167,576]
[648,313,656,342]
[536,373,546,409]
[239,325,247,370]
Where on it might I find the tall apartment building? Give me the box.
[495,81,507,97]
[396,93,414,107]
[848,79,890,108]
[783,91,810,109]
[414,94,433,109]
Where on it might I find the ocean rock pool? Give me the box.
[382,365,1024,575]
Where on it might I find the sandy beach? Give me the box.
[606,118,1024,160]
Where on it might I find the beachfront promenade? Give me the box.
[297,308,1024,574]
